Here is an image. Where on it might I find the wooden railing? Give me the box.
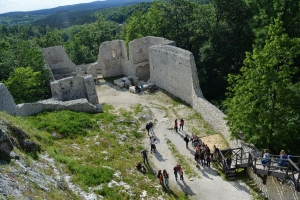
[218,148,300,192]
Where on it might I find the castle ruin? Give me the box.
[0,36,299,199]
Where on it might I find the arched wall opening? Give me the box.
[136,64,150,81]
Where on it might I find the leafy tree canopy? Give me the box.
[224,20,300,154]
[4,67,48,104]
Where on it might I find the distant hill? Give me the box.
[0,0,151,26]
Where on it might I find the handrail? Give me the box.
[219,147,300,192]
[288,158,300,172]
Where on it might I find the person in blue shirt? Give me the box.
[261,149,270,169]
[278,150,288,171]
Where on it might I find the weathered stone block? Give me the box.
[0,83,17,115]
[0,129,13,161]
[42,46,76,80]
[98,40,129,78]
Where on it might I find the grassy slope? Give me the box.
[1,104,188,199]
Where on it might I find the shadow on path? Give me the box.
[162,185,179,199]
[153,151,168,162]
[198,165,221,180]
[145,163,156,176]
[229,181,252,195]
[177,180,196,196]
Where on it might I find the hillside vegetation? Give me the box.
[0,0,299,156]
[1,86,227,199]
[0,0,151,26]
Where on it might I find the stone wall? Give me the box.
[50,75,98,105]
[42,46,76,80]
[87,62,101,79]
[149,45,203,105]
[0,83,101,117]
[16,99,102,117]
[129,36,175,81]
[147,44,236,146]
[0,83,17,115]
[98,40,129,78]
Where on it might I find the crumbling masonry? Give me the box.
[0,35,298,199]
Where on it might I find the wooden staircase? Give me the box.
[226,168,237,180]
[218,147,300,192]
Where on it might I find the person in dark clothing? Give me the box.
[226,157,232,170]
[184,134,189,148]
[174,119,178,132]
[141,149,149,165]
[149,121,154,134]
[136,162,145,171]
[173,164,179,181]
[157,170,163,184]
[135,85,141,93]
[206,152,211,167]
[195,152,200,167]
[213,145,219,162]
[145,122,150,136]
[200,151,205,166]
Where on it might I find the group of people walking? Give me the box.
[174,119,184,132]
[140,118,222,187]
[193,142,218,167]
[157,169,170,187]
[173,164,184,181]
[157,164,184,187]
[145,121,154,136]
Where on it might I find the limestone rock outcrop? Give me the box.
[0,128,14,161]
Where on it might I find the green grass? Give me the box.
[132,104,143,115]
[26,110,99,138]
[0,103,187,199]
[167,139,199,179]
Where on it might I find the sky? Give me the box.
[0,0,104,14]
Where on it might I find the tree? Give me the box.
[245,0,300,49]
[64,16,118,64]
[37,31,64,48]
[4,67,48,104]
[224,20,300,154]
[198,0,253,104]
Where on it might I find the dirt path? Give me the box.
[97,81,252,200]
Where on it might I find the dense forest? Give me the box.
[0,0,299,155]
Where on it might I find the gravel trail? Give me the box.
[97,81,252,200]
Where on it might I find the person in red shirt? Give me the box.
[179,119,184,131]
[174,119,178,132]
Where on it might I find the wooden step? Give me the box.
[226,168,237,180]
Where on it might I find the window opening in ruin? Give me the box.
[112,50,116,58]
